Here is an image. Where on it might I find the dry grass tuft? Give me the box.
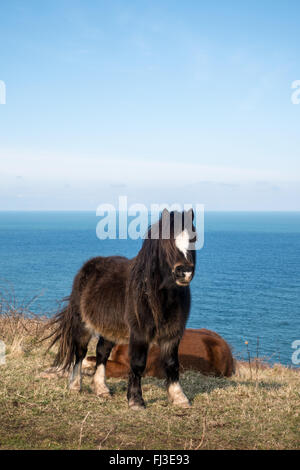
[0,292,48,357]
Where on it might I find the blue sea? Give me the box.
[0,211,299,367]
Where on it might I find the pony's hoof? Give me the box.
[128,399,145,411]
[95,384,111,398]
[69,379,82,392]
[69,385,81,393]
[96,391,112,398]
[173,399,191,408]
[169,393,191,407]
[167,383,190,408]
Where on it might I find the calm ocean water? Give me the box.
[0,211,299,366]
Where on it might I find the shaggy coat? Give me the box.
[47,209,197,409]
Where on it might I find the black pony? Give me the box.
[47,209,196,409]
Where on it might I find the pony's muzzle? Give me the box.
[173,264,194,286]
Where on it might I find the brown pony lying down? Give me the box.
[82,328,235,378]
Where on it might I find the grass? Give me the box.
[0,309,299,450]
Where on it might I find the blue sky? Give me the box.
[0,0,299,210]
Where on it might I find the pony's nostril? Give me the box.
[175,265,194,280]
[175,266,185,277]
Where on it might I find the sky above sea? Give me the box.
[0,1,300,210]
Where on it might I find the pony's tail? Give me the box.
[43,298,79,371]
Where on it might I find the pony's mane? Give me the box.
[129,216,185,331]
[129,237,162,331]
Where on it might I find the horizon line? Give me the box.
[1,209,300,213]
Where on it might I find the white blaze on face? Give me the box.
[175,229,189,259]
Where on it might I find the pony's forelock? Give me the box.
[175,229,189,259]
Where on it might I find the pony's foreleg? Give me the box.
[127,334,148,410]
[161,340,190,408]
[94,337,114,397]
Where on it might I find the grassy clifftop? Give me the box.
[0,314,299,450]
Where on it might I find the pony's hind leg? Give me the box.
[94,336,115,397]
[69,333,90,392]
[161,340,190,408]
